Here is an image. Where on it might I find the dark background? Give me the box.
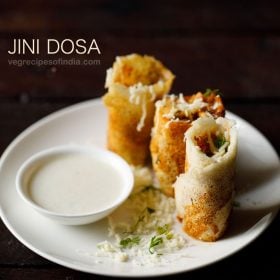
[0,0,279,279]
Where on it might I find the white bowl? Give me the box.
[16,145,134,225]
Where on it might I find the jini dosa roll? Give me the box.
[174,117,237,241]
[103,54,174,165]
[150,91,225,196]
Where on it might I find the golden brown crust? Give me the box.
[103,54,175,165]
[105,92,155,165]
[183,190,232,242]
[150,120,190,196]
[150,92,225,196]
[110,54,164,87]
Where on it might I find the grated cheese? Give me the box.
[130,165,153,194]
[128,81,164,132]
[96,167,188,264]
[162,94,207,120]
[104,68,113,88]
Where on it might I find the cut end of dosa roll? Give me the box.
[103,54,175,166]
[174,116,237,242]
[150,92,225,196]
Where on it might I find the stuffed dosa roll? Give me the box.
[103,54,174,165]
[150,91,225,196]
[174,116,237,242]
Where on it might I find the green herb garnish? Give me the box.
[166,233,174,240]
[214,135,226,149]
[204,88,220,97]
[156,224,170,235]
[149,236,163,254]
[120,236,141,248]
[148,224,173,254]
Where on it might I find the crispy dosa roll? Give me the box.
[103,54,175,165]
[174,117,237,242]
[150,91,225,196]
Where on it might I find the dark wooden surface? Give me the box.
[0,1,279,279]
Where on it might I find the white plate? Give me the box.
[0,99,279,277]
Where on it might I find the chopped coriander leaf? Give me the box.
[204,88,220,97]
[156,224,170,235]
[120,236,140,248]
[214,135,226,149]
[166,233,173,240]
[149,236,163,254]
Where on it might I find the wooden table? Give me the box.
[1,1,279,279]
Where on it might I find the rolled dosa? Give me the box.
[174,116,237,241]
[103,54,174,165]
[150,91,225,196]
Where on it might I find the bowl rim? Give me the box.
[15,144,134,219]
